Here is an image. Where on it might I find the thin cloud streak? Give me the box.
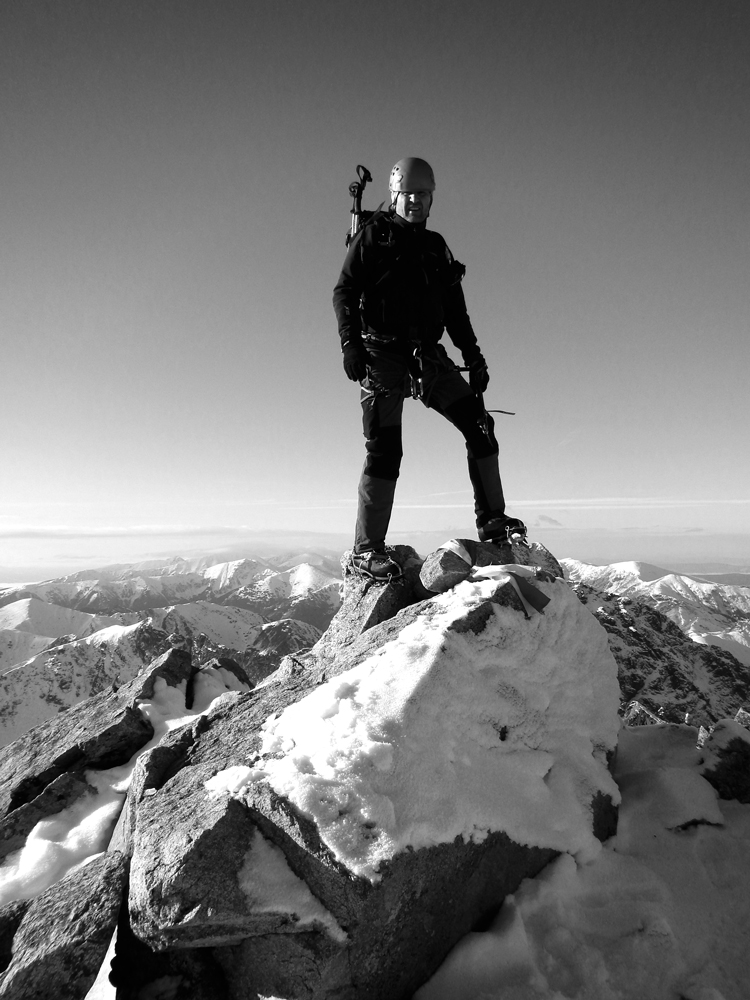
[0,500,284,512]
[0,525,272,539]
[1,498,747,538]
[513,498,750,509]
[282,497,750,512]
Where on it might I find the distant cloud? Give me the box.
[0,525,272,539]
[1,497,747,538]
[285,496,750,513]
[538,515,564,527]
[512,498,750,511]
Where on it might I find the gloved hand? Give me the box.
[467,354,489,394]
[342,342,368,382]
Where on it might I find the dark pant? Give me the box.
[354,346,506,552]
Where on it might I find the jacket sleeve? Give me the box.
[332,230,366,350]
[440,241,483,364]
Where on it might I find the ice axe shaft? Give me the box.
[475,389,492,439]
[455,366,515,418]
[346,165,372,246]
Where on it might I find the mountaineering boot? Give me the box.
[478,515,528,544]
[348,549,403,582]
[354,474,399,554]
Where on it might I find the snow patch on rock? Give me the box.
[417,722,750,1000]
[238,830,347,942]
[210,578,620,881]
[0,670,242,909]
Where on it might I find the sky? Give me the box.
[2,0,749,580]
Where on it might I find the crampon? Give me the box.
[347,549,403,583]
[478,516,528,546]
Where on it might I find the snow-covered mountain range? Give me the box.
[1,548,748,750]
[562,558,750,667]
[0,552,342,747]
[0,542,749,999]
[2,540,749,1000]
[0,551,342,628]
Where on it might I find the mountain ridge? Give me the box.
[1,547,748,752]
[562,557,750,667]
[0,552,343,626]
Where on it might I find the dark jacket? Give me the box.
[332,210,481,362]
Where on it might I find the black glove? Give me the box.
[467,354,489,394]
[342,342,368,382]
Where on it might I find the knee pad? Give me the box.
[444,395,498,458]
[364,425,403,480]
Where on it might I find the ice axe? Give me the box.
[346,165,372,247]
[456,366,515,439]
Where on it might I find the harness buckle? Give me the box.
[409,342,424,400]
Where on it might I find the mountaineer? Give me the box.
[333,157,525,581]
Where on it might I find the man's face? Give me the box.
[393,190,432,224]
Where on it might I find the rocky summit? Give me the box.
[0,539,746,999]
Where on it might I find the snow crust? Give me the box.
[0,666,242,908]
[416,723,750,1000]
[238,830,347,942]
[209,578,621,880]
[0,799,120,907]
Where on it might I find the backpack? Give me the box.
[344,165,466,287]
